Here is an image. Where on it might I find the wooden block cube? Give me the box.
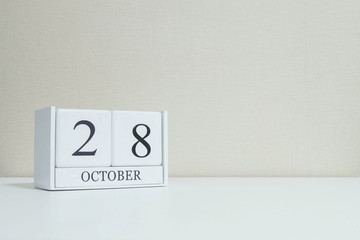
[55,109,112,168]
[111,111,163,166]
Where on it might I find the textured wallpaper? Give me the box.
[1,0,360,177]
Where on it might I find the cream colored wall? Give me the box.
[1,0,360,177]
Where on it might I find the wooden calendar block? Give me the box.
[55,109,111,167]
[111,111,162,166]
[34,106,168,190]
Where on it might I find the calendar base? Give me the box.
[55,166,163,189]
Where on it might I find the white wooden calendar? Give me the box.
[34,106,168,190]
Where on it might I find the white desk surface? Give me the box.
[1,177,360,240]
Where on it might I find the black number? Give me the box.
[72,120,97,156]
[132,124,151,158]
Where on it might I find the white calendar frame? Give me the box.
[34,106,168,190]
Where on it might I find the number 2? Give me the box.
[72,120,97,156]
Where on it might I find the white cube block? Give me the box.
[112,111,162,166]
[56,109,111,167]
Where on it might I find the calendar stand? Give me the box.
[34,106,168,190]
